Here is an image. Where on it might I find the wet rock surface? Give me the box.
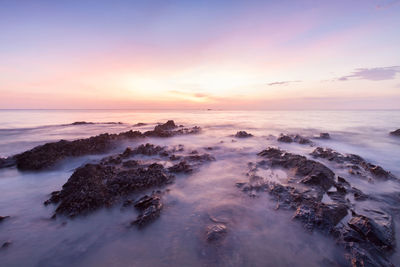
[390,129,400,136]
[131,191,164,227]
[277,134,312,145]
[310,147,395,180]
[239,147,397,266]
[234,131,253,138]
[45,143,213,220]
[319,133,331,139]
[205,223,228,242]
[3,120,200,171]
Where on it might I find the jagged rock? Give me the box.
[293,203,348,232]
[348,209,395,250]
[239,147,396,266]
[168,161,193,173]
[277,134,293,143]
[8,120,201,171]
[390,129,400,136]
[206,223,227,242]
[46,162,173,217]
[131,192,163,227]
[122,143,166,157]
[234,131,253,138]
[258,147,335,191]
[311,147,394,180]
[277,134,312,145]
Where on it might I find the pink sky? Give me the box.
[1,0,400,109]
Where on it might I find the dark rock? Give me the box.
[320,133,330,139]
[44,191,61,205]
[11,121,200,171]
[241,147,396,266]
[206,223,227,242]
[311,147,394,180]
[0,157,16,168]
[168,161,193,173]
[132,192,163,227]
[1,241,11,248]
[14,132,143,171]
[293,134,312,144]
[122,199,134,207]
[133,122,147,127]
[351,209,394,250]
[234,131,253,138]
[351,187,369,201]
[258,147,335,191]
[390,129,400,136]
[122,143,166,157]
[0,216,10,222]
[47,161,174,217]
[293,203,348,232]
[71,121,95,125]
[277,134,293,143]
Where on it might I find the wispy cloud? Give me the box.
[267,80,301,86]
[376,0,400,10]
[337,66,400,81]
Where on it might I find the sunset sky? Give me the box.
[1,0,400,109]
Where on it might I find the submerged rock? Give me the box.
[390,129,400,136]
[239,147,396,266]
[168,161,193,173]
[234,131,253,138]
[132,192,163,227]
[206,223,228,242]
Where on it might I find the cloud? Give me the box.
[376,0,400,10]
[337,66,400,81]
[267,80,301,86]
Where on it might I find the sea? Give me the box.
[0,109,399,266]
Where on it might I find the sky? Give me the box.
[0,0,400,109]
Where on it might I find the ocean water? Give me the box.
[0,109,399,266]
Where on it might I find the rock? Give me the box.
[131,192,163,227]
[234,131,253,138]
[311,147,394,180]
[320,133,330,139]
[293,203,348,232]
[12,120,201,171]
[0,157,16,168]
[348,209,395,250]
[1,241,11,248]
[258,147,335,191]
[293,134,312,144]
[277,134,312,145]
[390,129,400,136]
[47,161,174,217]
[144,121,200,137]
[240,147,396,266]
[70,121,95,125]
[277,134,293,143]
[133,122,147,127]
[168,161,193,173]
[0,216,10,222]
[122,143,166,157]
[206,223,227,242]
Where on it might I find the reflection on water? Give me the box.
[0,110,399,266]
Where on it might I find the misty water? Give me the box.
[0,110,399,266]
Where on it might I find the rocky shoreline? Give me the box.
[1,121,399,265]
